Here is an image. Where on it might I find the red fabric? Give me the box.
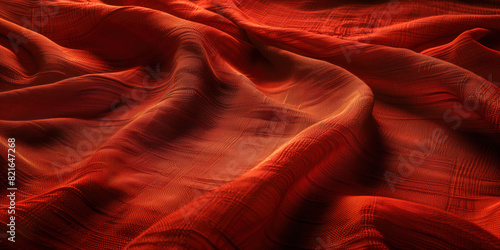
[1,0,500,249]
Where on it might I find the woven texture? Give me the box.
[1,0,500,249]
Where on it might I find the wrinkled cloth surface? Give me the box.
[0,0,500,249]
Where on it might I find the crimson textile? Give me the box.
[1,0,500,249]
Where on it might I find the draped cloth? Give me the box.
[1,0,499,249]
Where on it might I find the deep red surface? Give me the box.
[1,0,500,249]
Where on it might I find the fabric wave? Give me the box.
[0,0,499,249]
